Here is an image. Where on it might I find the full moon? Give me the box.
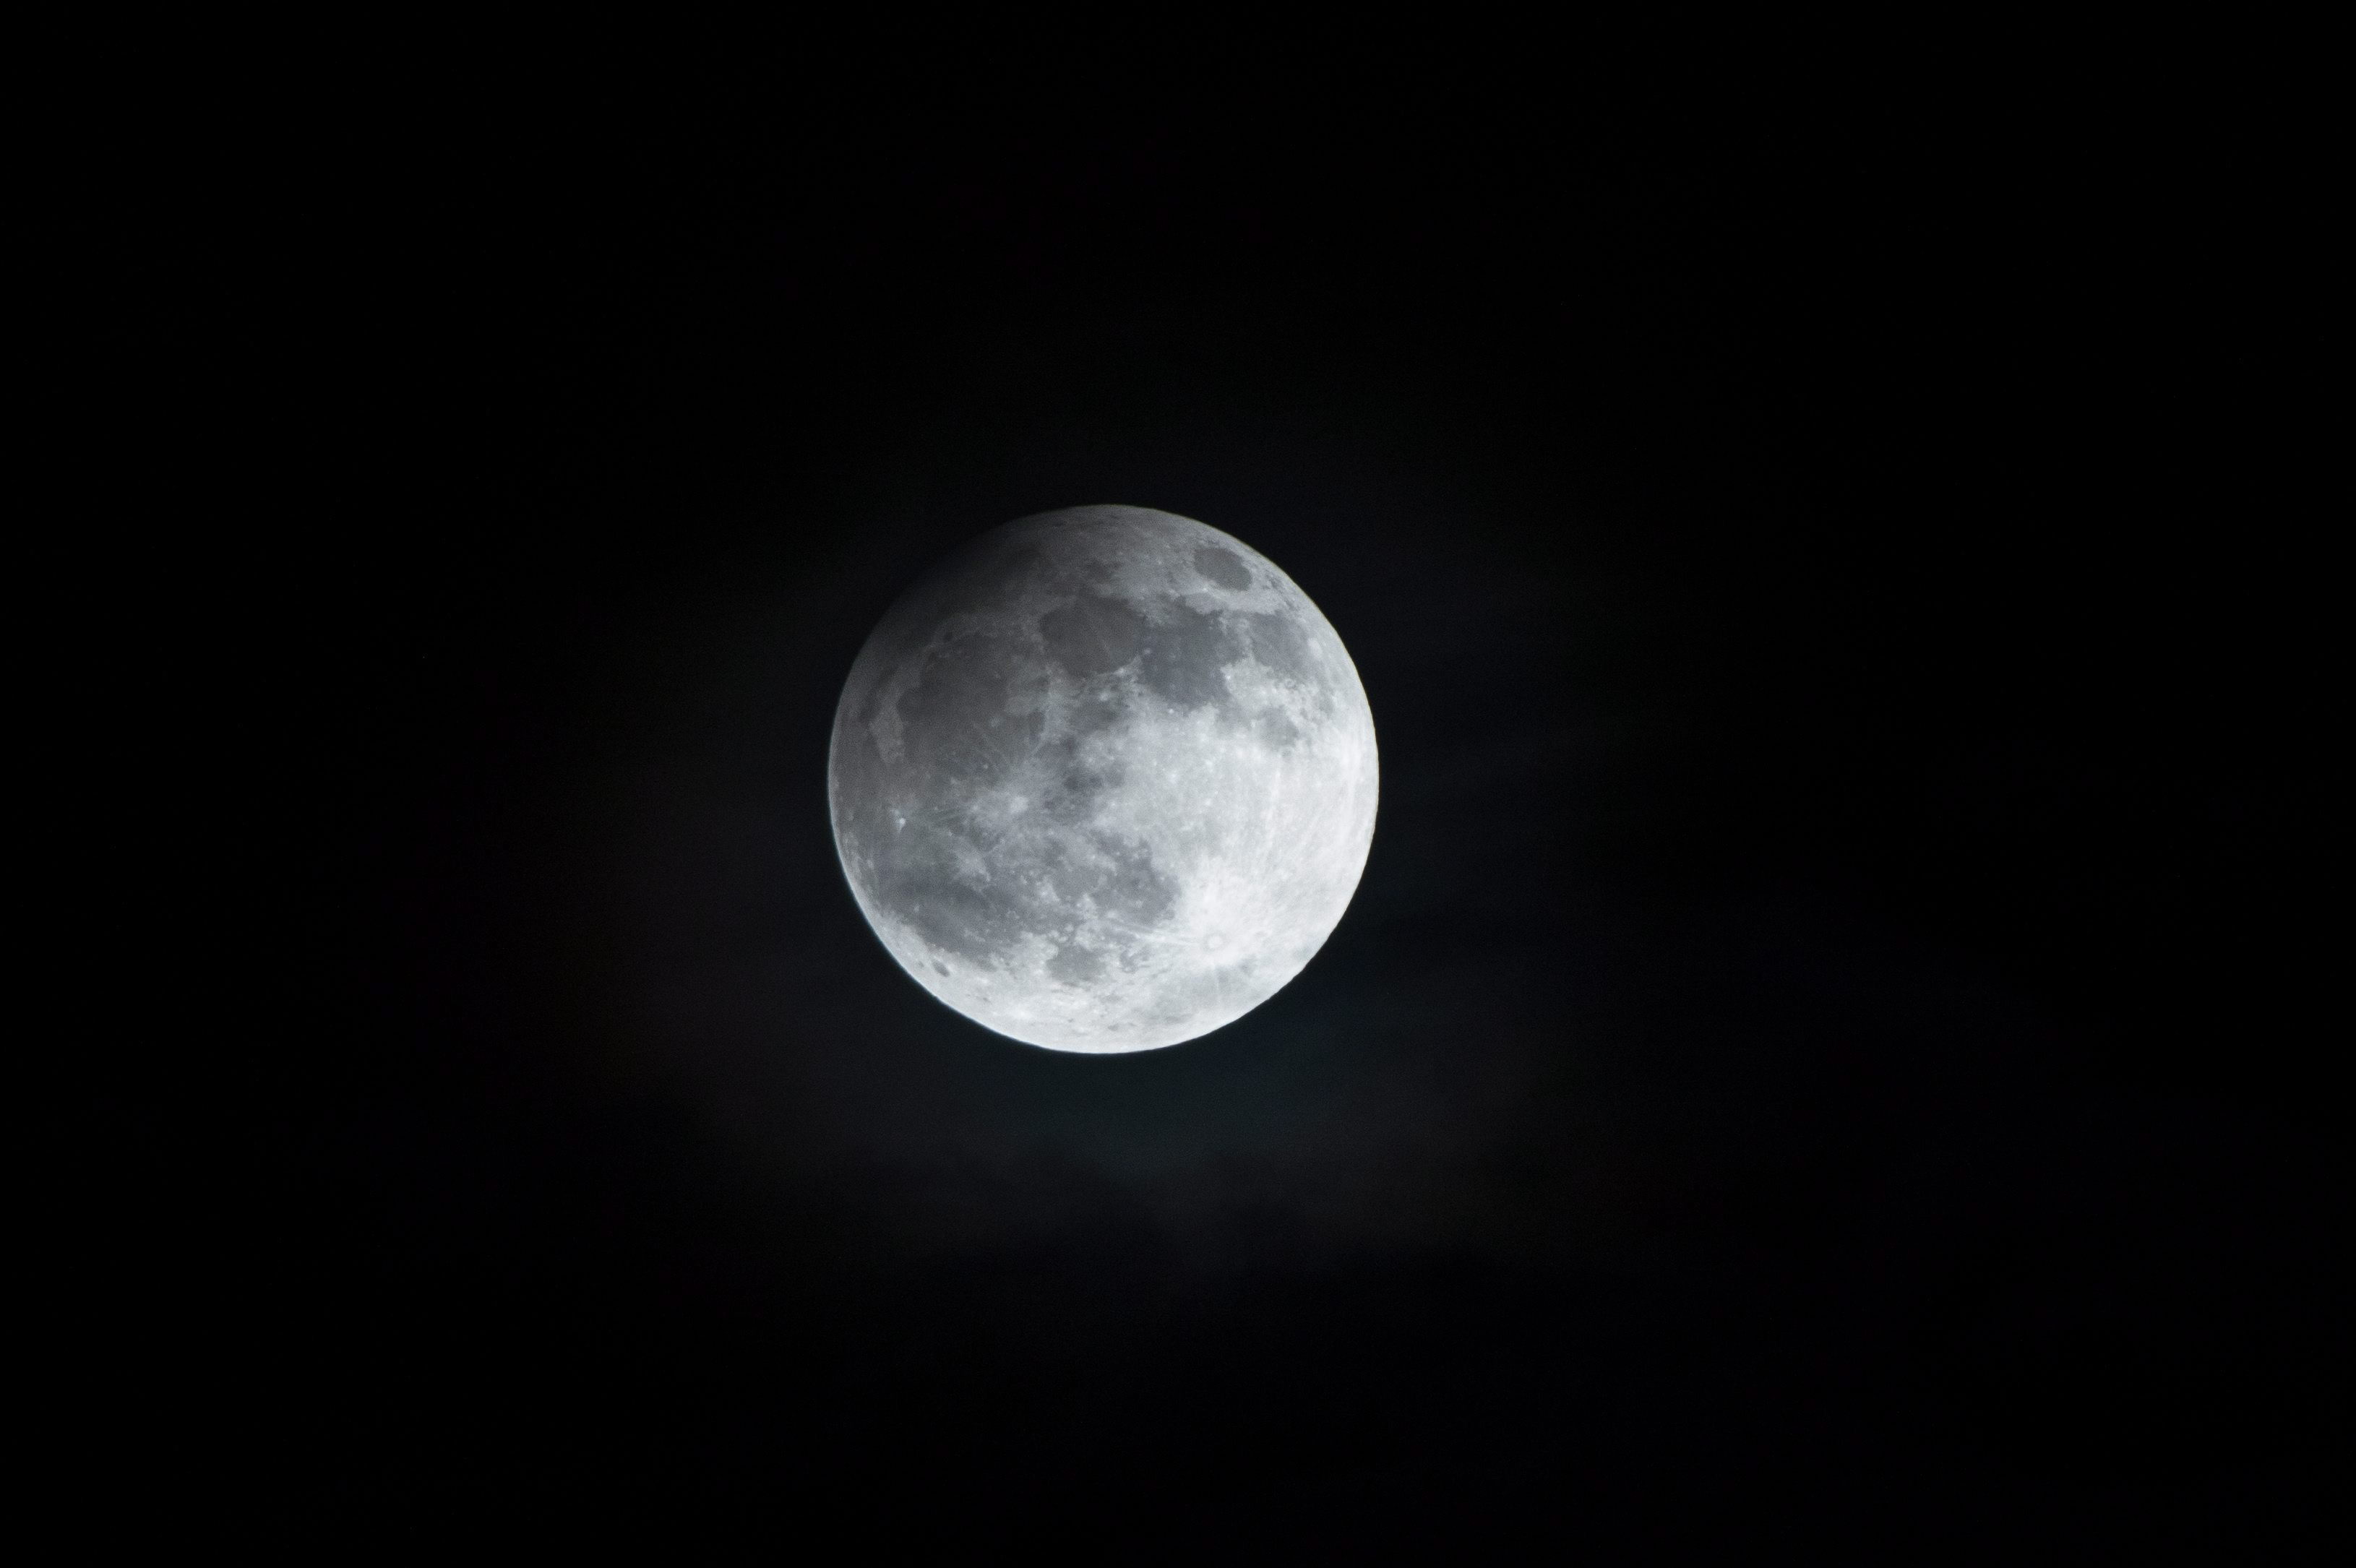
[828,505,1379,1052]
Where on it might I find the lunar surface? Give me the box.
[828,505,1379,1052]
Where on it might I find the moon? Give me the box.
[827,505,1379,1053]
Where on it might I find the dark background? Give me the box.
[103,40,2343,1556]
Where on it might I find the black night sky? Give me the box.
[111,43,2343,1556]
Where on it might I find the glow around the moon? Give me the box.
[827,505,1378,1052]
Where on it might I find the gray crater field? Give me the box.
[827,505,1379,1052]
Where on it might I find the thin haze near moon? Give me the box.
[828,506,1379,1052]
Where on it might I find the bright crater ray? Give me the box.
[827,505,1379,1052]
